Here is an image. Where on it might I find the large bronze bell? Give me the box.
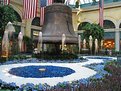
[42,3,78,44]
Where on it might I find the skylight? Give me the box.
[69,0,99,5]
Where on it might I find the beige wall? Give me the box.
[73,2,121,51]
[72,10,79,31]
[74,2,121,30]
[10,0,121,39]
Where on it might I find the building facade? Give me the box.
[6,0,121,51]
[73,0,121,51]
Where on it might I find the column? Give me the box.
[115,29,120,51]
[25,19,32,37]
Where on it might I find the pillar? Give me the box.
[115,29,120,51]
[25,19,32,37]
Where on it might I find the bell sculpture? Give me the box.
[42,2,78,44]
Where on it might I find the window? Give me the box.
[32,17,40,26]
[103,20,115,29]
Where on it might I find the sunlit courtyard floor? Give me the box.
[0,56,117,87]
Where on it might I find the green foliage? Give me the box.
[33,52,78,60]
[112,50,121,56]
[23,36,33,53]
[0,5,17,37]
[0,89,12,91]
[82,23,104,53]
[105,60,117,66]
[82,23,104,41]
[0,59,121,91]
[0,57,7,63]
[75,1,79,8]
[9,54,31,60]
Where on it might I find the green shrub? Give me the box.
[0,57,7,63]
[8,54,31,60]
[33,52,78,60]
[75,1,79,8]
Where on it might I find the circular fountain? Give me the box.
[8,65,75,78]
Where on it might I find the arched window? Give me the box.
[103,20,115,29]
[78,22,90,30]
[32,17,40,26]
[31,17,41,40]
[119,23,121,28]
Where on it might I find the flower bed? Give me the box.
[0,56,119,91]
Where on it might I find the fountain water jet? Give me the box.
[83,39,86,49]
[62,34,66,51]
[18,32,23,52]
[89,35,93,54]
[37,32,43,53]
[2,22,15,57]
[101,40,104,50]
[95,39,98,54]
[2,30,9,57]
[78,35,81,53]
[6,22,15,38]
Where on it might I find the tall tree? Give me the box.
[0,5,16,37]
[82,23,104,52]
[82,23,104,41]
